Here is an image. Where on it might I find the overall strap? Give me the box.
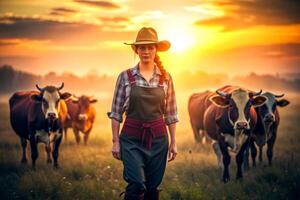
[126,69,136,86]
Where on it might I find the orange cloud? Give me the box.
[49,7,78,16]
[0,14,135,44]
[74,0,120,9]
[194,0,300,31]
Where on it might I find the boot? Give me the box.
[144,189,159,200]
[122,192,144,200]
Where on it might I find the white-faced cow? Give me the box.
[203,86,267,182]
[9,83,71,168]
[244,92,289,168]
[64,95,97,145]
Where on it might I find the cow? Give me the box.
[203,86,267,182]
[244,92,289,168]
[188,90,215,143]
[9,83,71,168]
[64,95,97,145]
[188,86,231,143]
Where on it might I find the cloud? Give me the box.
[214,42,300,60]
[74,0,120,9]
[194,0,300,31]
[49,7,78,16]
[0,15,100,41]
[0,40,19,46]
[0,14,133,43]
[99,16,130,23]
[262,43,300,59]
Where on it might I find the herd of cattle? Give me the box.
[8,83,289,183]
[9,83,97,168]
[188,85,289,182]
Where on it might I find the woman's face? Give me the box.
[136,44,157,63]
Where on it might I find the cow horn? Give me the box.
[274,93,284,98]
[57,82,64,90]
[250,89,262,97]
[36,84,43,91]
[73,94,79,99]
[216,90,228,97]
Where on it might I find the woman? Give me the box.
[107,27,178,200]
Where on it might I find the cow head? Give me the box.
[31,82,71,126]
[72,95,97,121]
[256,92,289,143]
[210,88,267,152]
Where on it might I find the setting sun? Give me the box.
[167,29,195,52]
[159,22,197,53]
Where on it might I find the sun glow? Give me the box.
[160,22,197,53]
[168,31,195,52]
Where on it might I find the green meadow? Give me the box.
[0,94,299,200]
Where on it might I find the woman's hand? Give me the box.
[168,141,177,162]
[112,141,121,160]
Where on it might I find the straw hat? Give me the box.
[124,27,171,52]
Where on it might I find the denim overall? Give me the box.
[120,69,169,199]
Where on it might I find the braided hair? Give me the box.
[154,54,168,81]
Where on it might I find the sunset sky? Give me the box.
[0,0,300,77]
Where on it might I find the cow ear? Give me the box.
[209,96,229,108]
[60,92,72,100]
[252,96,267,108]
[276,99,290,107]
[31,94,42,102]
[89,99,98,104]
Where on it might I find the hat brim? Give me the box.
[124,40,171,52]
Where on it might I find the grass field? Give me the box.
[0,93,300,200]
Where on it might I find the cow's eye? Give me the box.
[246,101,251,108]
[42,99,48,107]
[55,100,59,107]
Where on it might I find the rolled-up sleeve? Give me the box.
[164,74,179,125]
[107,72,126,123]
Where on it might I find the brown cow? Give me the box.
[188,86,231,143]
[64,95,97,145]
[9,83,71,168]
[203,86,267,182]
[188,90,214,143]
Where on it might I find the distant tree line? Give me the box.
[0,65,299,95]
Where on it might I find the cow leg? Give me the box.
[83,133,90,145]
[201,130,207,144]
[73,128,81,144]
[29,137,38,169]
[258,146,263,164]
[83,126,93,145]
[243,146,250,171]
[20,138,28,164]
[45,143,52,164]
[250,140,257,168]
[52,133,62,169]
[267,130,277,166]
[64,127,68,142]
[219,140,230,183]
[212,141,224,170]
[243,137,254,171]
[236,140,249,180]
[191,124,201,143]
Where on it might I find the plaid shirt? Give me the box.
[107,64,178,125]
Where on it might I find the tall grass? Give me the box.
[0,94,300,200]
